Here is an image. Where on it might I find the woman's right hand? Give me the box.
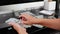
[20,13,38,25]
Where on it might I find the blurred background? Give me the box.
[0,0,60,34]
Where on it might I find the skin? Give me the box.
[7,13,60,34]
[8,22,28,34]
[20,13,60,30]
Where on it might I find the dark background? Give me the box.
[0,0,43,6]
[0,0,56,6]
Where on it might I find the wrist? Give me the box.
[33,18,42,24]
[18,31,28,34]
[18,33,27,34]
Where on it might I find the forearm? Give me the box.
[17,27,28,34]
[35,18,60,30]
[18,30,28,34]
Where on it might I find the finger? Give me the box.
[8,22,20,27]
[19,13,27,17]
[21,20,32,25]
[20,13,30,18]
[8,22,16,26]
[21,20,28,25]
[22,17,27,21]
[19,15,27,20]
[8,22,26,32]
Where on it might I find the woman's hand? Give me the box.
[8,22,28,34]
[20,13,38,25]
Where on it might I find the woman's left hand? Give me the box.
[8,22,28,34]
